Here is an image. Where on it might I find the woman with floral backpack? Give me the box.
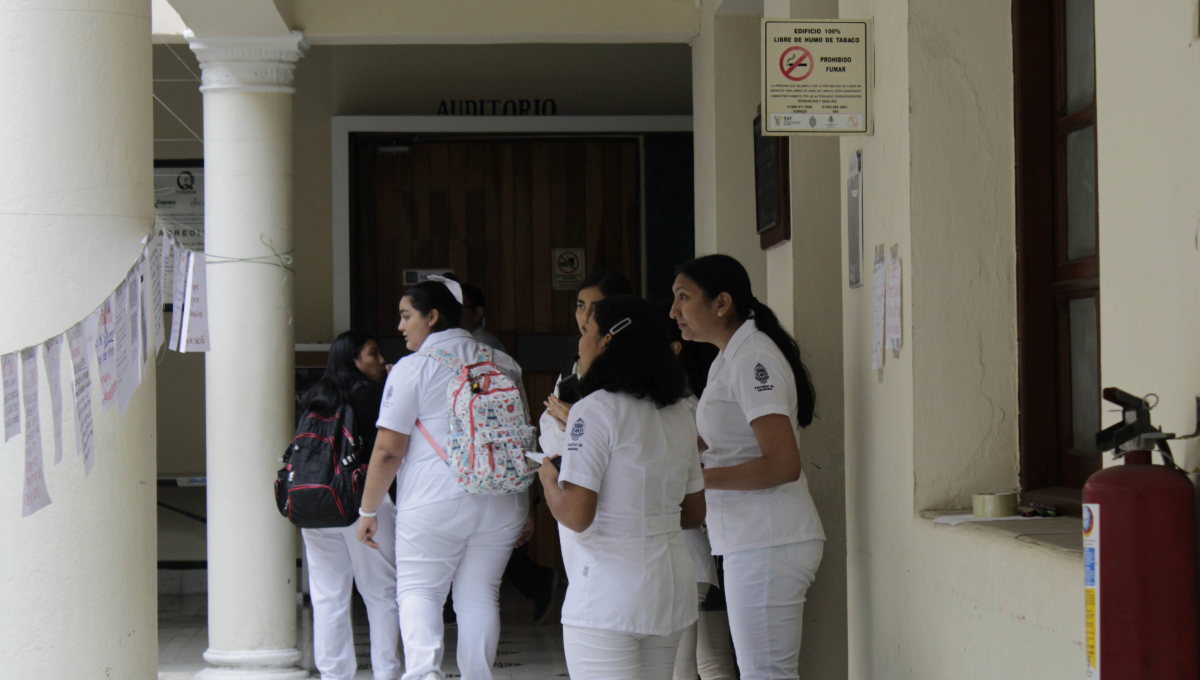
[356,277,535,680]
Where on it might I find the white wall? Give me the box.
[1095,0,1200,471]
[0,1,159,676]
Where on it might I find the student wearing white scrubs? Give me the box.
[660,309,736,680]
[301,331,401,680]
[356,279,529,680]
[670,255,825,680]
[538,270,634,454]
[539,295,707,680]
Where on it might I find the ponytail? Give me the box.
[676,254,816,427]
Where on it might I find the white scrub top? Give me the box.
[557,390,703,636]
[696,319,825,555]
[377,328,527,511]
[681,395,718,587]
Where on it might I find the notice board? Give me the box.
[762,19,873,136]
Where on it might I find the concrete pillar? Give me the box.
[0,1,158,677]
[187,31,308,680]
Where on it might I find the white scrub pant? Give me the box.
[673,584,737,680]
[302,499,401,680]
[564,626,686,680]
[722,539,824,680]
[394,493,527,680]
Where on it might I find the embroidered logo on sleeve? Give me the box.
[753,363,775,392]
[566,418,586,453]
[386,385,394,399]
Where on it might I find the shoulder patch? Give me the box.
[385,385,394,399]
[754,363,770,385]
[570,418,586,441]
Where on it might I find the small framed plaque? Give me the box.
[753,111,791,249]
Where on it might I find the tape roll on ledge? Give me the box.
[973,492,1018,518]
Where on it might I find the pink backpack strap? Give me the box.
[414,419,448,462]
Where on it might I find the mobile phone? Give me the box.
[525,451,562,470]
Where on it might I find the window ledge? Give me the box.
[918,509,1083,555]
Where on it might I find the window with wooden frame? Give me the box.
[1014,0,1100,507]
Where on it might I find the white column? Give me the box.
[187,31,309,680]
[0,1,158,677]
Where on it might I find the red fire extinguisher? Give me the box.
[1086,388,1199,679]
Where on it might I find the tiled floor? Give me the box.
[158,588,570,679]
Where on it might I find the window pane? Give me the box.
[1070,296,1100,450]
[1065,0,1095,115]
[1067,125,1097,260]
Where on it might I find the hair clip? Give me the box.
[609,317,633,335]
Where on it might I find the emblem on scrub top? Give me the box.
[754,363,770,384]
[386,386,394,399]
[570,419,586,441]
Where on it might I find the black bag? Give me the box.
[274,404,368,528]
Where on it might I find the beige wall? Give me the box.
[153,42,693,559]
[838,0,1079,677]
[1095,0,1200,471]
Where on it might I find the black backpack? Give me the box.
[274,403,368,528]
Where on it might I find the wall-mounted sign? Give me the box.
[551,248,586,291]
[154,161,204,304]
[437,99,558,116]
[762,19,873,136]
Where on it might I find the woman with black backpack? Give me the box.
[299,330,400,680]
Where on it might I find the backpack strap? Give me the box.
[471,344,494,366]
[418,347,464,373]
[414,419,448,463]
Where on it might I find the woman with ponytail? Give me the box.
[670,254,824,680]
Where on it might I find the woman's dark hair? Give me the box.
[579,295,687,408]
[403,280,462,331]
[676,254,817,427]
[658,300,720,398]
[302,330,377,414]
[577,270,634,297]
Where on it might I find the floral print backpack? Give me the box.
[414,345,538,495]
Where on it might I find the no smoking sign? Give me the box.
[551,248,586,290]
[780,46,814,81]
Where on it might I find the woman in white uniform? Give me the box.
[539,295,706,680]
[356,278,529,680]
[539,270,634,454]
[301,330,401,680]
[670,255,825,680]
[659,309,736,680]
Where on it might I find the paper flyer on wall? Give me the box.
[181,251,211,352]
[95,295,118,414]
[2,352,20,442]
[113,280,133,416]
[41,335,65,465]
[138,252,152,371]
[168,244,189,351]
[149,233,166,352]
[66,322,95,475]
[21,347,51,517]
[885,256,902,351]
[83,310,99,366]
[871,247,885,371]
[125,265,144,387]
